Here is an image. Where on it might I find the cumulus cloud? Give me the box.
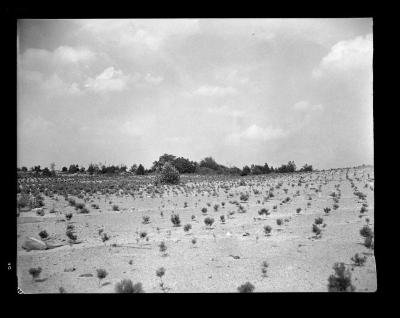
[313,33,372,77]
[227,124,286,143]
[191,85,237,97]
[21,46,96,69]
[144,73,163,85]
[84,67,129,92]
[293,101,323,112]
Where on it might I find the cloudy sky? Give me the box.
[17,19,373,170]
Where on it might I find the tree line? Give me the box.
[17,154,313,176]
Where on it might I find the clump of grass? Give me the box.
[327,262,355,292]
[112,205,119,211]
[237,282,255,293]
[75,202,85,210]
[314,217,324,225]
[59,287,67,293]
[324,207,331,214]
[191,215,196,220]
[296,208,301,214]
[351,253,367,266]
[201,207,207,214]
[191,237,197,247]
[258,208,270,216]
[29,267,42,281]
[312,224,321,236]
[264,225,272,236]
[170,214,181,227]
[66,229,77,242]
[213,204,219,212]
[220,215,225,223]
[156,267,168,292]
[183,224,192,232]
[276,218,283,226]
[360,225,373,238]
[91,203,99,209]
[115,279,144,293]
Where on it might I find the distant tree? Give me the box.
[228,166,242,175]
[199,157,220,171]
[61,166,68,172]
[173,157,196,173]
[68,164,79,174]
[120,165,127,173]
[263,163,270,174]
[87,163,96,175]
[80,166,86,173]
[241,165,251,176]
[129,164,138,173]
[136,164,145,175]
[21,166,28,172]
[251,164,264,175]
[42,167,52,177]
[152,154,177,172]
[300,164,313,172]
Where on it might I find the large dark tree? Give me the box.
[241,165,251,176]
[199,157,220,171]
[136,164,145,175]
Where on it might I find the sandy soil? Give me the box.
[17,167,376,293]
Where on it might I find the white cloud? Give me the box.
[192,85,237,97]
[293,101,323,112]
[84,67,129,92]
[227,124,286,143]
[313,33,372,77]
[144,73,163,85]
[206,105,244,117]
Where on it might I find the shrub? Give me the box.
[201,207,207,214]
[75,202,85,210]
[296,208,301,214]
[159,162,180,184]
[191,237,197,246]
[65,213,73,221]
[115,279,144,293]
[327,262,355,292]
[184,224,192,232]
[360,225,373,238]
[240,193,249,202]
[204,217,215,227]
[66,229,77,241]
[264,225,272,235]
[29,267,42,280]
[237,282,255,293]
[351,253,367,266]
[324,207,331,214]
[364,236,374,249]
[39,230,49,239]
[213,204,219,212]
[170,214,181,227]
[312,224,321,236]
[220,215,225,223]
[156,267,166,278]
[276,219,283,226]
[112,205,119,211]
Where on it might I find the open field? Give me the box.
[17,166,375,293]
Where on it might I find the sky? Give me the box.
[17,18,373,170]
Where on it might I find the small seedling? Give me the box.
[184,224,192,232]
[96,268,108,286]
[159,241,168,256]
